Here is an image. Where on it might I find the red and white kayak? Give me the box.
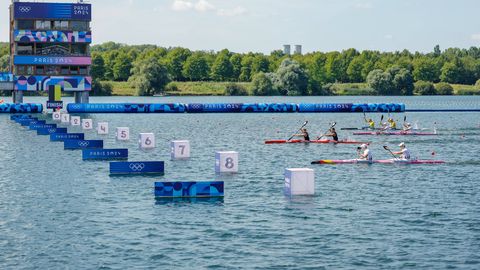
[265,139,369,145]
[352,131,437,136]
[311,159,445,165]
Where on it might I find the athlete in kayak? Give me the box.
[403,122,412,131]
[292,128,310,141]
[323,127,339,142]
[358,144,372,161]
[388,118,397,129]
[365,118,375,129]
[392,142,411,160]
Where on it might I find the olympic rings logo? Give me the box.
[18,6,31,13]
[129,163,145,171]
[71,104,81,110]
[78,141,90,147]
[48,129,56,133]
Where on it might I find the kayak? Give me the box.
[265,139,369,144]
[352,131,437,136]
[341,127,427,131]
[311,159,445,165]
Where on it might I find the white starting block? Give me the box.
[97,122,109,135]
[61,113,70,124]
[215,151,238,173]
[52,111,61,121]
[284,168,315,196]
[139,133,155,149]
[70,116,81,126]
[116,127,130,141]
[81,119,93,130]
[171,140,190,160]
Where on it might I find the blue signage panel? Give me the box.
[29,124,56,130]
[67,103,186,113]
[82,149,128,160]
[1,103,43,114]
[14,2,91,21]
[17,118,38,125]
[14,56,91,66]
[37,127,67,135]
[154,181,224,198]
[109,161,165,175]
[298,103,406,113]
[50,133,85,142]
[186,103,298,113]
[64,140,103,150]
[10,115,32,120]
[26,120,46,125]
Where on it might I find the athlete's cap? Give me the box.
[360,144,368,148]
[398,142,405,147]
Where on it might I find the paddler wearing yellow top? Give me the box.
[365,118,375,129]
[388,118,397,129]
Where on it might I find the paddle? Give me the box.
[316,122,337,140]
[287,121,308,141]
[383,145,399,160]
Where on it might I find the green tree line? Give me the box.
[2,41,480,95]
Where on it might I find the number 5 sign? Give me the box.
[215,151,238,173]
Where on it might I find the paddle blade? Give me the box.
[404,116,407,122]
[381,115,384,121]
[383,145,389,150]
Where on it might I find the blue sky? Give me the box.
[2,0,480,53]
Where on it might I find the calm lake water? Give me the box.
[1,96,479,269]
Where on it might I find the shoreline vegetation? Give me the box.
[104,81,480,96]
[1,42,480,96]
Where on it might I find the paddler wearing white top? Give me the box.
[392,142,411,160]
[358,144,372,161]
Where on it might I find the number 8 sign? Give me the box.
[215,151,238,173]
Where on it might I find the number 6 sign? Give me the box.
[139,133,155,149]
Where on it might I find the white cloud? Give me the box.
[195,0,215,12]
[217,6,247,17]
[171,0,193,11]
[384,34,393,40]
[471,34,480,41]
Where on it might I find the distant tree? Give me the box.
[129,58,171,96]
[165,47,192,81]
[225,83,248,96]
[276,58,309,96]
[112,52,132,81]
[251,72,278,95]
[211,52,234,81]
[90,80,112,96]
[251,55,270,75]
[308,52,328,85]
[433,45,441,57]
[387,66,414,95]
[347,56,365,82]
[90,54,105,80]
[476,79,480,89]
[413,58,440,82]
[0,55,9,72]
[230,54,243,81]
[414,81,437,95]
[325,52,343,82]
[239,56,254,81]
[367,69,394,95]
[440,61,464,84]
[435,82,453,95]
[182,53,209,81]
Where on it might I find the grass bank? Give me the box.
[102,80,480,96]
